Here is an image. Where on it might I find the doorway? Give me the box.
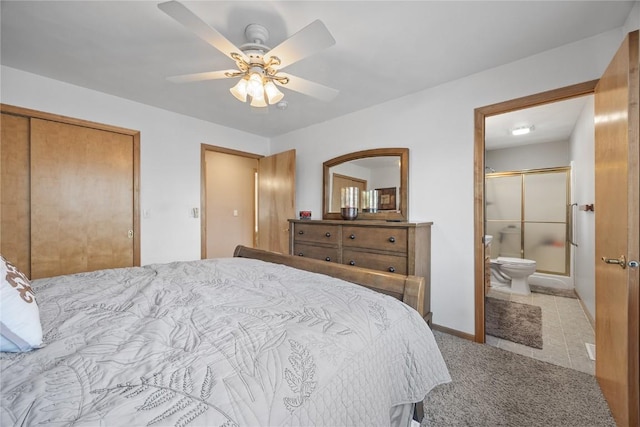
[474,81,599,343]
[482,96,596,374]
[202,146,260,258]
[200,145,296,258]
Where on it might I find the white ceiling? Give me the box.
[0,1,634,138]
[485,95,592,150]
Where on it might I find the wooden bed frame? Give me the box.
[233,245,426,322]
[234,245,428,421]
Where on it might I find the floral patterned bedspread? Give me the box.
[1,258,450,426]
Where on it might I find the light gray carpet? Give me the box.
[485,297,543,349]
[422,331,615,427]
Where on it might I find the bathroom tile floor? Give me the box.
[486,288,595,375]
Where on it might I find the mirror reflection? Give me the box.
[323,148,408,221]
[327,156,401,213]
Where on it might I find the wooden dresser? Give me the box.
[288,219,432,325]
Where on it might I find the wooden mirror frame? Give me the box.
[323,148,409,221]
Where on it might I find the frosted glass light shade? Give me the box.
[264,81,284,104]
[250,89,267,107]
[230,78,248,102]
[247,72,263,98]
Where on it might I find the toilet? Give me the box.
[490,257,537,295]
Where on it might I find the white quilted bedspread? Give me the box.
[1,258,450,426]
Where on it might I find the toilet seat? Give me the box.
[495,256,536,266]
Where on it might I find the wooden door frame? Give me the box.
[0,103,141,266]
[472,80,598,342]
[200,144,262,259]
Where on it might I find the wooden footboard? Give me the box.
[233,245,426,319]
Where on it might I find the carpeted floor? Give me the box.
[422,331,615,427]
[485,297,543,349]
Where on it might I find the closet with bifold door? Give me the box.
[0,105,140,279]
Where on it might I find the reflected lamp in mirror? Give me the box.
[323,148,408,221]
[340,187,359,220]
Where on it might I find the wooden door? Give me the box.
[0,113,31,276]
[257,149,295,254]
[30,118,135,278]
[594,30,639,427]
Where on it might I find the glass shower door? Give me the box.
[523,170,569,274]
[485,175,522,259]
[485,168,570,275]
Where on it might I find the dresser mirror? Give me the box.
[323,148,408,221]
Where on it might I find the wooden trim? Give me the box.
[200,144,264,259]
[322,148,408,221]
[1,104,141,268]
[132,132,141,266]
[473,80,598,343]
[625,30,639,427]
[233,245,427,318]
[1,104,139,136]
[431,323,476,342]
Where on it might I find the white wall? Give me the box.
[271,28,626,334]
[0,66,269,265]
[486,140,570,172]
[570,97,596,321]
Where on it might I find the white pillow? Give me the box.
[1,255,43,352]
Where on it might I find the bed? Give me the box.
[1,245,450,426]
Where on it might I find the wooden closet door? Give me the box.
[30,118,134,278]
[0,113,31,276]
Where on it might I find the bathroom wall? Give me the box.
[569,96,596,321]
[485,140,570,172]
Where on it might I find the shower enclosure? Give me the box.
[485,167,572,276]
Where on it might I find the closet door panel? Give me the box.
[0,113,31,276]
[30,119,134,278]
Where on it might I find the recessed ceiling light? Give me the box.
[511,125,534,136]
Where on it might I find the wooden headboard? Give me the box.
[233,245,426,319]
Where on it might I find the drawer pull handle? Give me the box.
[298,230,304,235]
[389,236,396,243]
[325,257,331,262]
[325,232,331,238]
[350,234,356,239]
[298,252,304,256]
[349,260,356,266]
[388,267,396,273]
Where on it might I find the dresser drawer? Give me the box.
[294,223,340,245]
[342,226,408,253]
[292,243,340,263]
[342,249,407,274]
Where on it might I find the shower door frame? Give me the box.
[485,166,572,276]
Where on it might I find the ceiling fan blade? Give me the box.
[267,20,335,69]
[167,70,240,83]
[276,73,339,102]
[158,1,248,63]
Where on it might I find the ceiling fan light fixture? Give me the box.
[230,77,248,102]
[264,81,284,104]
[250,88,268,108]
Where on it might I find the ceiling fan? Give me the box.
[157,1,339,107]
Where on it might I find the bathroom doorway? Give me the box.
[473,80,599,374]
